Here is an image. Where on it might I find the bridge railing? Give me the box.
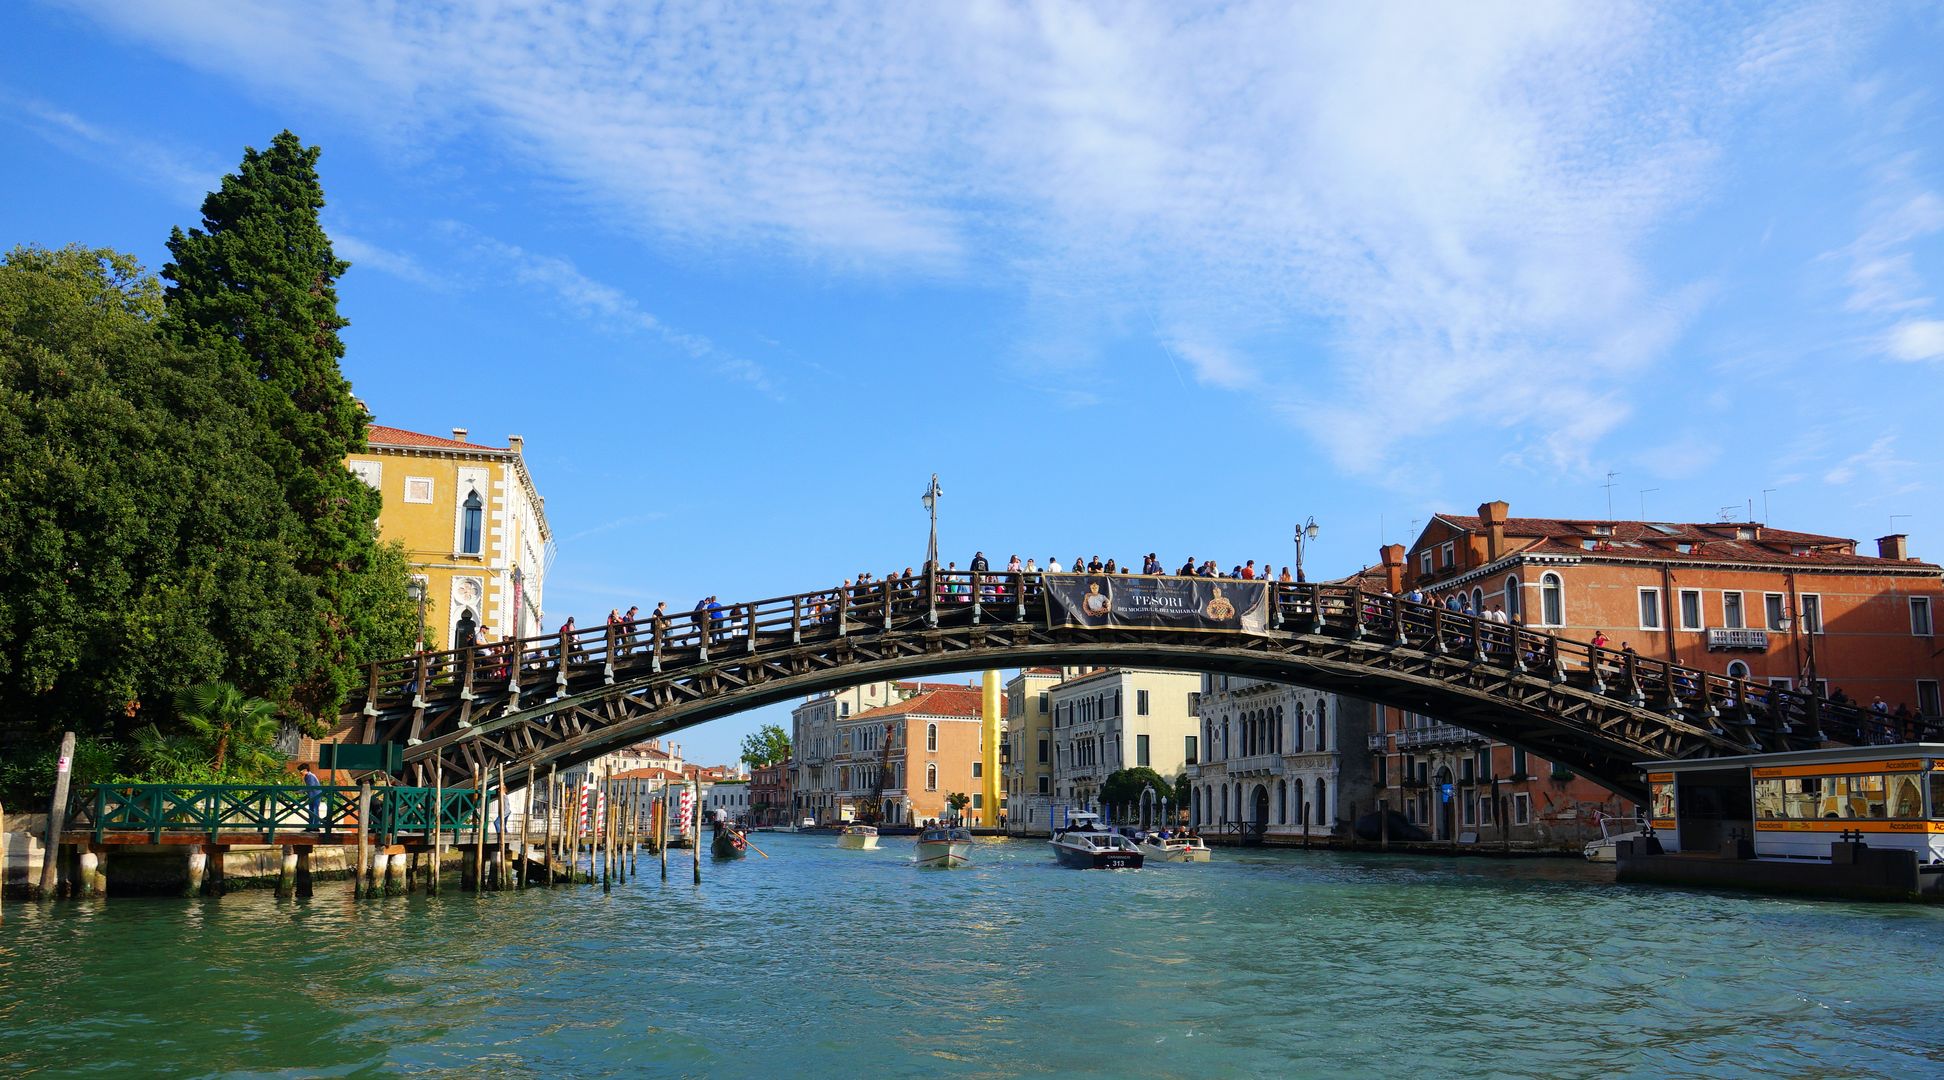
[359,572,1941,750]
[79,783,483,844]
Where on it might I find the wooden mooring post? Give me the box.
[472,768,487,893]
[429,769,443,896]
[355,781,373,900]
[519,764,533,889]
[0,799,7,919]
[659,791,668,881]
[691,776,702,886]
[37,731,76,900]
[601,770,613,894]
[495,764,509,891]
[543,769,557,885]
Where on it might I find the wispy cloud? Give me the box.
[331,230,444,289]
[443,225,775,394]
[1,93,217,201]
[53,1,1897,473]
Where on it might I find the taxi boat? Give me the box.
[1138,831,1212,863]
[836,824,879,850]
[1618,743,1944,901]
[1049,811,1143,869]
[915,825,973,868]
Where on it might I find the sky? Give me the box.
[4,1,1943,765]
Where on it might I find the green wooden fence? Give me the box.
[87,783,486,844]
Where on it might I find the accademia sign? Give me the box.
[1043,574,1270,634]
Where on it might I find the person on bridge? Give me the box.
[1025,558,1038,574]
[1047,557,1062,572]
[1007,554,1022,573]
[1241,561,1256,580]
[302,761,323,830]
[970,552,989,573]
[1179,556,1196,576]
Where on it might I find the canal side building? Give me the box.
[1047,668,1201,814]
[1003,668,1064,835]
[1187,676,1375,841]
[346,423,554,649]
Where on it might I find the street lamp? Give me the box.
[406,579,428,651]
[1294,517,1320,583]
[921,473,943,571]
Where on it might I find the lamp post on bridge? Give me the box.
[1293,517,1320,584]
[407,579,428,652]
[921,473,943,571]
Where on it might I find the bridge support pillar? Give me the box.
[202,846,226,897]
[461,848,479,893]
[276,848,298,898]
[78,845,102,898]
[385,849,407,895]
[184,849,205,898]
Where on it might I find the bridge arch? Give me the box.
[346,573,1915,803]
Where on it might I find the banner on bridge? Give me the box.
[1042,574,1270,634]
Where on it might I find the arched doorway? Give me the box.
[1435,766,1455,840]
[1252,785,1270,830]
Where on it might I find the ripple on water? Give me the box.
[1,837,1941,1078]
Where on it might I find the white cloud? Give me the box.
[332,231,442,288]
[1,94,217,201]
[448,226,774,393]
[1887,318,1944,362]
[55,1,1885,471]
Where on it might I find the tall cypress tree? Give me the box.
[164,132,414,723]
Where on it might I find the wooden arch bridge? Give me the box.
[343,572,1929,802]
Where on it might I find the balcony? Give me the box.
[1395,724,1488,750]
[1227,753,1282,774]
[1366,733,1387,751]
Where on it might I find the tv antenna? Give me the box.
[1602,471,1620,517]
[1639,488,1658,517]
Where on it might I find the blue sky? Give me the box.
[5,2,1943,764]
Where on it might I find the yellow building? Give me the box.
[346,424,553,649]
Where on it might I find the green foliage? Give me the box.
[0,245,314,742]
[0,734,119,808]
[739,723,792,769]
[174,681,282,775]
[1101,767,1176,811]
[162,131,414,722]
[945,791,970,815]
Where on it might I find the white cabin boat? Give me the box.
[915,825,973,868]
[1582,813,1647,863]
[1138,832,1212,863]
[836,824,879,850]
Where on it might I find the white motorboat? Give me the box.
[1583,813,1647,863]
[836,824,880,850]
[915,825,973,868]
[1137,831,1212,863]
[1048,812,1144,869]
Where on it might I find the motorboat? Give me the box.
[1583,813,1647,863]
[914,825,973,868]
[1048,812,1144,869]
[1137,831,1211,863]
[836,824,880,850]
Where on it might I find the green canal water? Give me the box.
[3,834,1941,1078]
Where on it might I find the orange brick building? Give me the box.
[1362,502,1944,848]
[831,686,989,826]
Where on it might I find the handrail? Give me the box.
[358,574,1941,749]
[77,783,483,843]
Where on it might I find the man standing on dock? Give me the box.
[302,762,323,831]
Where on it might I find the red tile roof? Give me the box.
[365,424,506,451]
[851,686,985,722]
[1427,515,1936,571]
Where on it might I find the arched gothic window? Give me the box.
[926,763,937,790]
[927,723,937,751]
[1726,660,1750,680]
[1503,574,1521,620]
[460,489,484,555]
[1316,779,1329,828]
[1277,779,1288,824]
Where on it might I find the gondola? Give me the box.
[711,822,750,859]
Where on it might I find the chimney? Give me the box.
[508,434,524,454]
[1877,534,1909,561]
[1381,543,1406,593]
[1479,500,1509,562]
[451,427,468,443]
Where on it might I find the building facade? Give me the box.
[347,424,554,649]
[1367,706,1634,848]
[1388,502,1944,713]
[831,686,988,825]
[747,761,793,826]
[1047,668,1201,815]
[1003,668,1064,835]
[791,679,984,824]
[1187,676,1374,841]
